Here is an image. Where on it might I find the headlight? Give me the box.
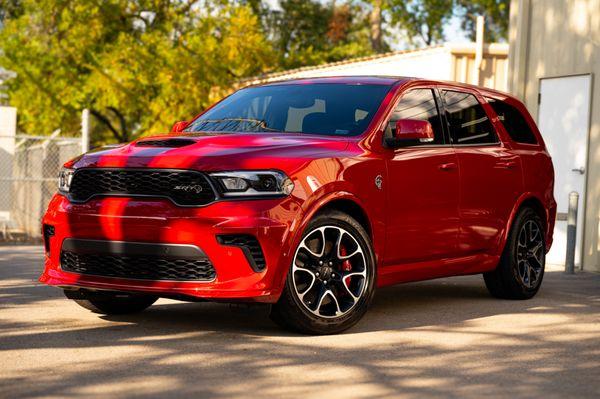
[58,168,75,193]
[209,170,294,197]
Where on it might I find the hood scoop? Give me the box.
[136,138,196,148]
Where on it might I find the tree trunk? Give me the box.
[370,0,383,53]
[90,108,128,143]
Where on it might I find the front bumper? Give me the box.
[40,194,301,303]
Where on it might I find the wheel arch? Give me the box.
[274,192,381,294]
[501,193,550,256]
[518,196,548,232]
[314,198,372,239]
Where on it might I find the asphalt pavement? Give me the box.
[1,245,599,398]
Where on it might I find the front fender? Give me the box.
[272,158,386,292]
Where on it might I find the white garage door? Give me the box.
[538,74,591,267]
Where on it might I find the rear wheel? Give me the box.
[484,207,546,299]
[64,289,158,315]
[271,210,376,334]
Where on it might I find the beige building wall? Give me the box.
[450,44,509,91]
[245,43,509,92]
[509,0,600,272]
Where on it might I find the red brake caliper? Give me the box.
[340,246,352,271]
[340,246,352,287]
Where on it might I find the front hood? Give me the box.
[71,132,350,172]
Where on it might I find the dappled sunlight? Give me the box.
[70,376,180,398]
[569,0,591,36]
[1,246,599,398]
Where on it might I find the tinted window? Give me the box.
[386,89,445,145]
[486,97,538,144]
[441,90,498,145]
[185,84,391,136]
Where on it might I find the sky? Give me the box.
[263,0,471,50]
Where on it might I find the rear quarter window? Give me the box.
[441,90,499,145]
[486,97,538,145]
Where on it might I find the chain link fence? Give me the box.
[0,130,83,241]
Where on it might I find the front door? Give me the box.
[538,74,591,267]
[385,88,460,265]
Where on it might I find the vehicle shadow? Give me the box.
[2,247,599,398]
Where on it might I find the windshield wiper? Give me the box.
[185,118,278,133]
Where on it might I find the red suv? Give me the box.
[40,77,556,334]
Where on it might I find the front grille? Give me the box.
[69,169,216,206]
[61,251,216,281]
[217,234,266,272]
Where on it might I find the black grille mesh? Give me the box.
[60,251,216,281]
[69,169,216,206]
[217,234,266,271]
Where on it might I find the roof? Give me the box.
[259,76,410,87]
[247,75,518,103]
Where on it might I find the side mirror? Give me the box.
[171,121,189,133]
[385,119,434,147]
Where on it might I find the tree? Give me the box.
[265,0,373,69]
[0,0,275,145]
[387,0,453,46]
[455,0,510,42]
[369,0,384,52]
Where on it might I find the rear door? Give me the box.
[384,87,460,264]
[440,88,524,255]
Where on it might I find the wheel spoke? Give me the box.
[294,267,316,298]
[528,264,538,284]
[530,240,543,254]
[529,222,540,244]
[528,253,543,271]
[340,274,362,301]
[314,285,329,314]
[298,227,326,258]
[338,247,361,260]
[326,290,342,316]
[343,270,367,279]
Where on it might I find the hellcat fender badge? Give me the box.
[375,175,383,190]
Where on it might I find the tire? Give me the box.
[64,289,158,315]
[484,207,546,299]
[271,210,376,334]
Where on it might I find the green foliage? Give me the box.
[0,0,275,144]
[387,0,453,46]
[370,0,508,47]
[0,0,509,145]
[266,0,374,69]
[455,0,509,42]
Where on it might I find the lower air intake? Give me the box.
[217,234,266,272]
[60,239,216,281]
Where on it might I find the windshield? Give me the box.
[184,83,392,136]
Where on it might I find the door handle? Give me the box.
[438,162,457,171]
[571,167,585,175]
[495,161,517,169]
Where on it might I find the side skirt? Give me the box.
[376,253,500,288]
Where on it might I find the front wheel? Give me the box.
[64,289,158,315]
[484,207,546,299]
[271,210,376,334]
